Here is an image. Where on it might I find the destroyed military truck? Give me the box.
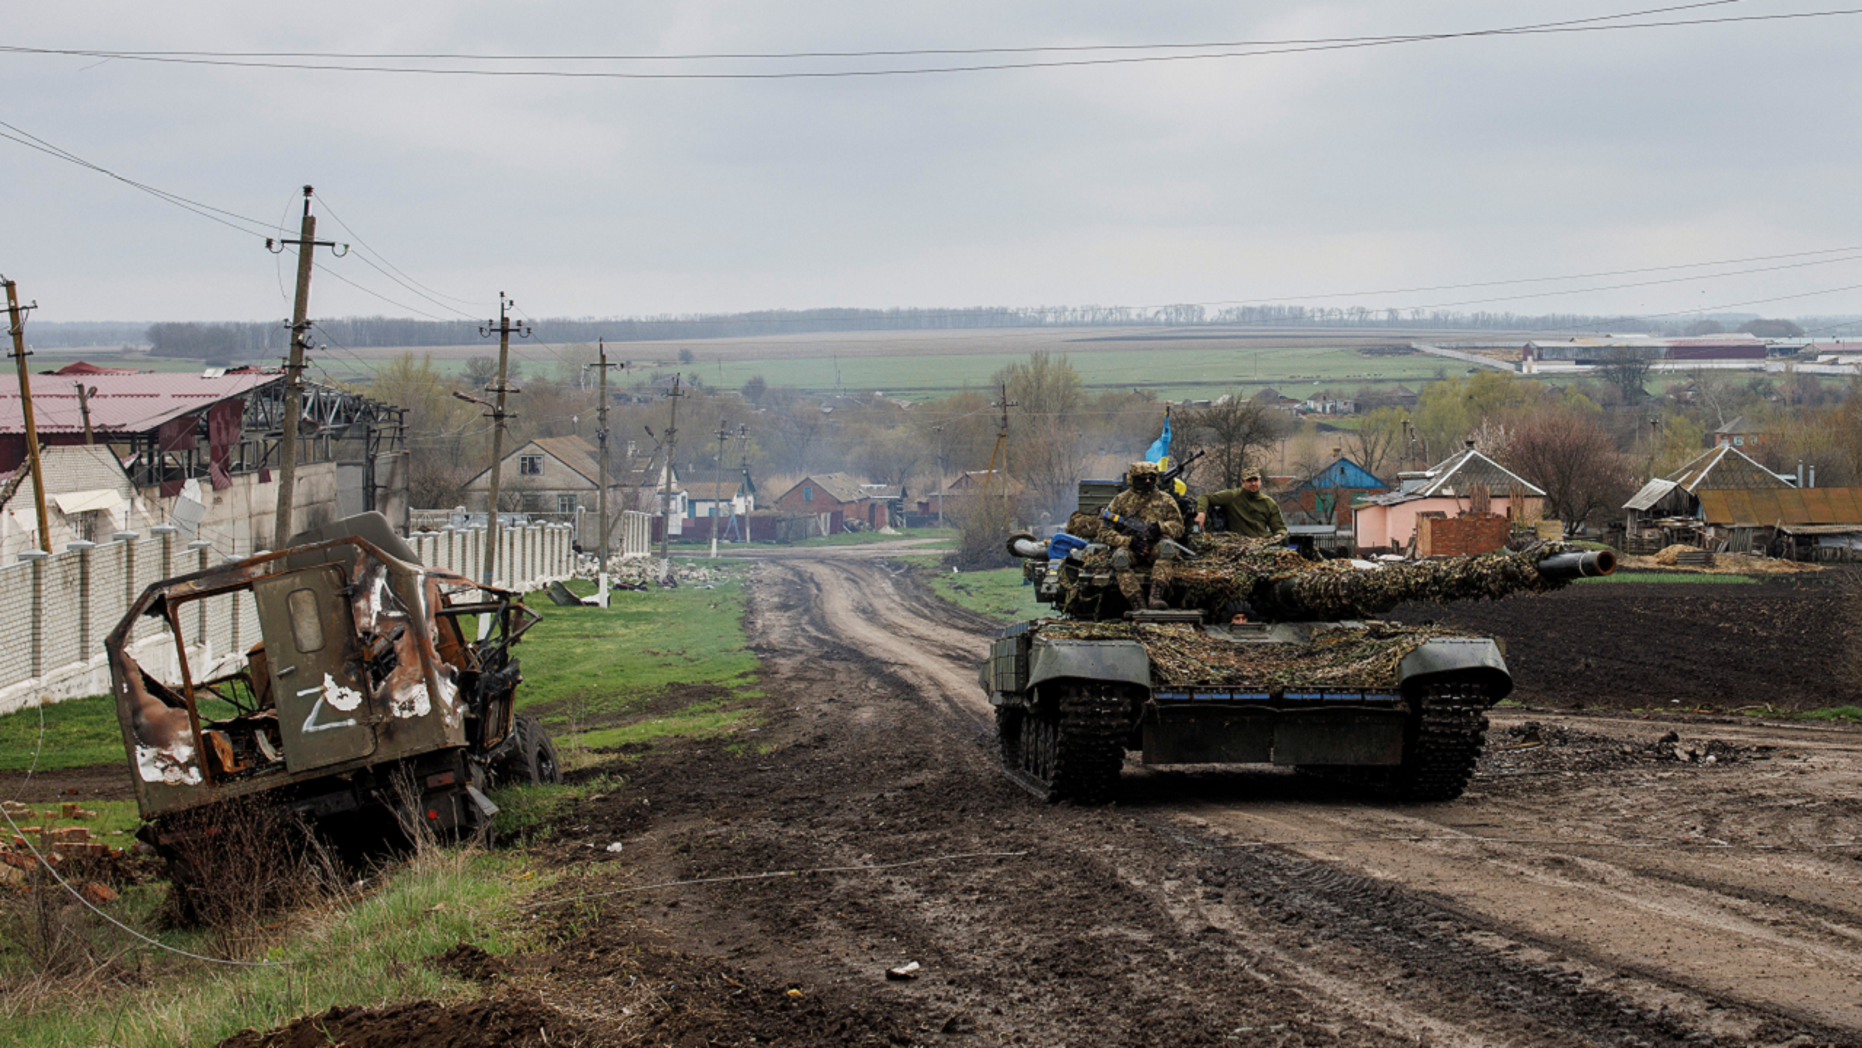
[981,507,1614,803]
[108,512,560,880]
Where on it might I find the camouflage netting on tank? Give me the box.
[1037,620,1464,689]
[1167,535,1578,620]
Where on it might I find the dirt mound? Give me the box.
[427,942,507,984]
[212,994,595,1048]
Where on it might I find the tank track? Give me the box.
[1299,681,1490,802]
[1388,682,1490,802]
[997,684,1130,804]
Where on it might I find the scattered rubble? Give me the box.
[1480,721,1763,780]
[572,555,738,590]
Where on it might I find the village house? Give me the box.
[0,444,162,560]
[1352,446,1545,555]
[1280,454,1392,535]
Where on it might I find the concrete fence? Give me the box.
[0,522,577,715]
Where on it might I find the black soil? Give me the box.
[1389,574,1860,711]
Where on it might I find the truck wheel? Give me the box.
[513,715,563,785]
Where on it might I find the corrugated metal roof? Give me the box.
[1624,478,1680,511]
[1664,445,1789,493]
[0,371,280,436]
[1698,487,1862,525]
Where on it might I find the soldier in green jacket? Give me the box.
[1194,467,1286,539]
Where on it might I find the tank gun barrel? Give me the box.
[1532,549,1616,583]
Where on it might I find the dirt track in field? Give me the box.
[201,544,1862,1047]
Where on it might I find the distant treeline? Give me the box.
[31,303,1848,361]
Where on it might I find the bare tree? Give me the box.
[1506,409,1636,534]
[1347,406,1407,480]
[994,353,1088,522]
[1180,394,1285,488]
[1595,348,1652,405]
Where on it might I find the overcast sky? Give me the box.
[3,1,1860,326]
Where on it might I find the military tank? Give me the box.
[981,520,1614,803]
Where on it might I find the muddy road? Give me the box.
[229,546,1862,1047]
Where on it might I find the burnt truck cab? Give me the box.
[109,512,553,850]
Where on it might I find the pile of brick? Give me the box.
[2,799,124,872]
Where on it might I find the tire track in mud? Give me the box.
[721,548,1862,1046]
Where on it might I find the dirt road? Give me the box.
[224,547,1862,1047]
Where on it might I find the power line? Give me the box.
[312,193,488,312]
[0,2,1738,63]
[0,119,283,237]
[7,7,1859,80]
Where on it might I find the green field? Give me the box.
[63,330,1462,401]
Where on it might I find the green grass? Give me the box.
[1793,705,1862,721]
[778,526,958,548]
[4,849,545,1048]
[489,774,623,842]
[1574,571,1757,584]
[0,695,126,771]
[922,563,1049,623]
[517,569,761,752]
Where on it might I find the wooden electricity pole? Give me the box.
[658,375,684,563]
[266,186,340,550]
[475,294,528,589]
[588,340,627,564]
[984,383,1018,516]
[2,276,49,553]
[709,418,731,558]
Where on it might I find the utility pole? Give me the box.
[454,293,529,592]
[586,340,625,607]
[2,276,50,553]
[266,186,341,550]
[735,423,749,544]
[74,383,95,444]
[932,424,946,527]
[659,375,684,566]
[710,418,732,558]
[985,383,1018,518]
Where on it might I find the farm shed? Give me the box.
[1622,445,1790,550]
[1696,487,1862,560]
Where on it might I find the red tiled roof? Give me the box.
[0,371,281,436]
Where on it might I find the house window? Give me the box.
[1733,436,1744,447]
[803,485,813,503]
[558,494,577,514]
[519,455,544,475]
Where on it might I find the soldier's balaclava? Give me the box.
[1129,461,1159,493]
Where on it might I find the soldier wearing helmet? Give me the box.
[1194,466,1286,539]
[1103,461,1185,610]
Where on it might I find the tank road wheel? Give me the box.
[1389,682,1491,802]
[995,684,1130,804]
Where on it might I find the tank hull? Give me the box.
[981,620,1508,802]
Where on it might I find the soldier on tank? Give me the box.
[1195,467,1286,539]
[1103,461,1184,610]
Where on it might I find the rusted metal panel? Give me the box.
[254,567,377,772]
